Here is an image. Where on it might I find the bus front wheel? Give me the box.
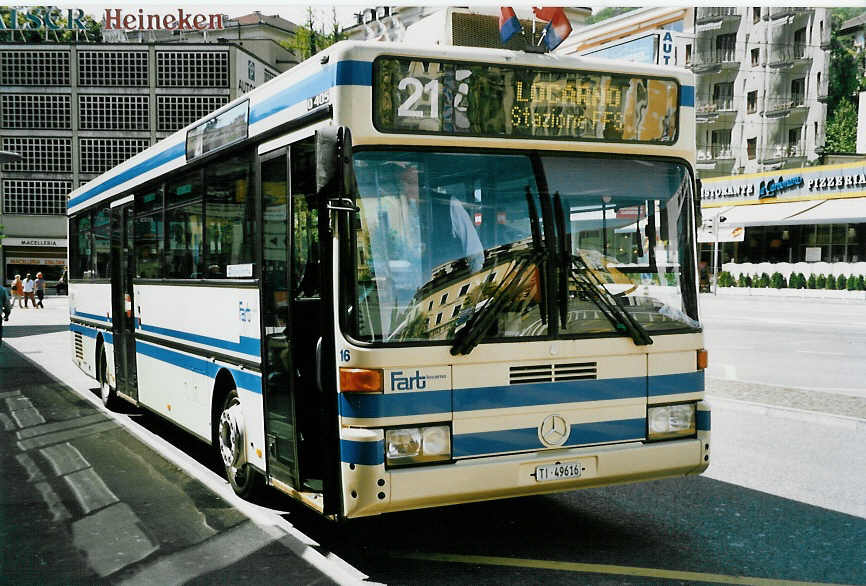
[98,347,117,409]
[217,389,261,498]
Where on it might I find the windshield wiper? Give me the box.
[569,253,653,346]
[450,249,543,356]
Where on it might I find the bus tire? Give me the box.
[217,388,261,498]
[98,346,117,409]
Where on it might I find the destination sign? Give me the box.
[373,56,680,143]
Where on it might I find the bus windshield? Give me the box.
[350,150,699,344]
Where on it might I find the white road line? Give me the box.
[0,412,15,431]
[71,503,158,578]
[17,413,109,440]
[63,468,120,514]
[120,520,274,585]
[40,443,90,477]
[795,350,847,356]
[15,453,45,482]
[17,420,120,451]
[4,396,34,411]
[0,390,22,400]
[11,407,47,428]
[34,481,71,522]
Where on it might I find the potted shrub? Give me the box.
[807,274,816,289]
[816,274,826,288]
[826,274,836,290]
[837,274,847,290]
[770,272,786,288]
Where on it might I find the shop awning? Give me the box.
[719,200,823,226]
[782,197,866,224]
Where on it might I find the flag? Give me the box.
[499,7,521,44]
[532,7,572,51]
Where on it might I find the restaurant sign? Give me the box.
[701,162,866,205]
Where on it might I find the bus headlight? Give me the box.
[647,403,696,440]
[385,425,451,466]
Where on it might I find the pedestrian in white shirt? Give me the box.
[23,273,34,308]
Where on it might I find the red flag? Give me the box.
[531,7,572,50]
[499,7,522,43]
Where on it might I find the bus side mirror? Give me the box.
[694,178,703,227]
[316,126,358,212]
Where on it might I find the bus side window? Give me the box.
[205,154,255,278]
[291,138,319,299]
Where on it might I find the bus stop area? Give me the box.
[0,302,356,585]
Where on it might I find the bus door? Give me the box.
[259,148,301,490]
[110,201,138,401]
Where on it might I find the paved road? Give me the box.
[2,300,864,584]
[700,293,866,396]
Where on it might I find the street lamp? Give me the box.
[711,212,727,295]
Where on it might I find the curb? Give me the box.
[706,394,866,429]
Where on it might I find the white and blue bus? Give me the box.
[67,41,709,519]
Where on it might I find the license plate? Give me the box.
[535,461,583,482]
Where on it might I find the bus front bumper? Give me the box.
[344,434,710,518]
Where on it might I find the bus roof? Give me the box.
[68,40,694,216]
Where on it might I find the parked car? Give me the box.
[55,270,68,295]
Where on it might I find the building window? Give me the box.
[440,293,448,305]
[794,27,806,58]
[427,300,434,311]
[78,51,148,86]
[711,130,732,158]
[157,95,229,132]
[713,82,734,110]
[747,90,758,113]
[1,179,70,215]
[0,50,69,85]
[80,138,150,175]
[435,313,443,325]
[788,127,802,156]
[79,95,149,130]
[685,44,692,65]
[459,283,470,296]
[0,94,71,129]
[1,137,71,173]
[753,7,760,23]
[156,51,229,88]
[751,48,760,67]
[791,78,805,106]
[747,137,757,160]
[716,33,736,62]
[451,304,462,318]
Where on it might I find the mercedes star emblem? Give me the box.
[538,414,570,447]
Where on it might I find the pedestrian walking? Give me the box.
[0,283,11,346]
[10,274,24,308]
[34,272,46,309]
[22,273,34,308]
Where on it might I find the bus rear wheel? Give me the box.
[217,389,261,498]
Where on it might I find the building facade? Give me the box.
[0,27,288,286]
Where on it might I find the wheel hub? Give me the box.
[219,403,245,468]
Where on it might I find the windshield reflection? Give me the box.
[350,151,699,344]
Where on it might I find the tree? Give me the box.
[585,7,637,25]
[828,9,866,118]
[825,98,858,153]
[281,7,344,62]
[0,6,102,42]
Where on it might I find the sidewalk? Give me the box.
[0,302,347,584]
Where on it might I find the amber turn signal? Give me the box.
[696,349,708,370]
[340,368,383,393]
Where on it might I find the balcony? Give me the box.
[786,142,807,159]
[696,99,736,124]
[696,144,735,172]
[696,7,741,25]
[690,49,740,73]
[769,7,810,20]
[768,45,812,68]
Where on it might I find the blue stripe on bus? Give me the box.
[250,60,372,124]
[340,439,384,466]
[680,85,694,107]
[70,323,97,338]
[697,410,710,431]
[454,377,646,412]
[340,390,451,419]
[453,418,646,458]
[135,340,262,394]
[72,310,111,323]
[138,323,261,357]
[648,371,704,397]
[68,141,185,209]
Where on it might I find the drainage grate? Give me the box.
[509,362,597,384]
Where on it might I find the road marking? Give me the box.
[40,442,90,476]
[398,553,831,585]
[72,502,158,578]
[11,407,46,428]
[17,420,119,451]
[34,481,71,522]
[64,468,120,514]
[796,350,846,356]
[0,412,15,431]
[120,520,274,586]
[15,453,45,482]
[0,390,22,399]
[18,413,110,440]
